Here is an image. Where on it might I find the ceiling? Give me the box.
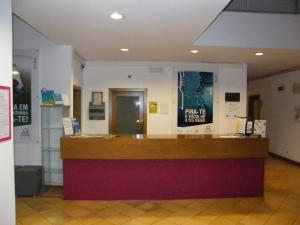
[12,0,300,80]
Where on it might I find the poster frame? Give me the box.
[0,86,11,142]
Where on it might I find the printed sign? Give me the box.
[0,86,11,142]
[178,71,213,127]
[149,101,158,114]
[13,69,31,126]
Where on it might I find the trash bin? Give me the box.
[15,166,43,197]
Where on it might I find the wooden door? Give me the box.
[248,95,260,120]
[73,86,81,127]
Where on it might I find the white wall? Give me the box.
[249,70,300,163]
[195,11,300,49]
[82,61,247,135]
[217,67,247,134]
[73,54,84,88]
[0,0,16,224]
[13,16,73,165]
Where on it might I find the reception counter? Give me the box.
[61,135,268,200]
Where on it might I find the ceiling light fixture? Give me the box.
[109,12,124,20]
[12,64,20,76]
[190,50,199,54]
[120,48,129,52]
[255,52,263,56]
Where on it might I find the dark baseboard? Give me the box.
[269,152,300,167]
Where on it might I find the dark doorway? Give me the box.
[248,95,260,120]
[73,86,81,127]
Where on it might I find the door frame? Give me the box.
[248,94,261,120]
[73,85,82,127]
[109,88,148,134]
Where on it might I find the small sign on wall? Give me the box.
[225,92,241,119]
[149,101,158,114]
[0,86,11,142]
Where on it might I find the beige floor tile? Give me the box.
[235,198,263,210]
[65,207,93,219]
[213,198,240,210]
[108,202,133,211]
[275,204,298,221]
[185,201,210,213]
[97,208,122,218]
[54,201,81,213]
[167,215,191,224]
[97,208,131,225]
[159,202,184,213]
[148,208,173,218]
[135,212,161,225]
[152,218,178,225]
[294,216,300,225]
[18,212,52,225]
[209,217,238,225]
[182,218,208,225]
[40,208,73,225]
[166,208,201,225]
[121,206,146,218]
[189,213,218,224]
[200,205,227,216]
[74,200,108,212]
[264,214,296,225]
[16,205,36,217]
[136,202,159,212]
[105,216,131,225]
[240,213,272,225]
[63,220,83,225]
[221,205,252,222]
[122,219,146,225]
[76,215,108,225]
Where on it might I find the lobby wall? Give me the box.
[13,16,75,165]
[0,0,16,224]
[249,69,300,163]
[82,61,247,135]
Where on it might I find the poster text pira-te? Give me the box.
[184,109,206,123]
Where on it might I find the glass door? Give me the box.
[110,89,147,134]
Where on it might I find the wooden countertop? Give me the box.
[60,134,268,160]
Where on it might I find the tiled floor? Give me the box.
[16,156,300,225]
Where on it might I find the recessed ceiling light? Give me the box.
[255,52,263,56]
[190,50,199,54]
[120,48,129,52]
[109,12,124,20]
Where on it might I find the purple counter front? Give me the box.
[63,158,265,200]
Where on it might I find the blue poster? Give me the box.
[178,71,213,127]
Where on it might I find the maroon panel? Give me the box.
[63,159,264,200]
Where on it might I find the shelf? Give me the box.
[41,105,70,107]
[42,147,60,152]
[41,105,69,186]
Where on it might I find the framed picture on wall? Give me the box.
[92,91,103,105]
